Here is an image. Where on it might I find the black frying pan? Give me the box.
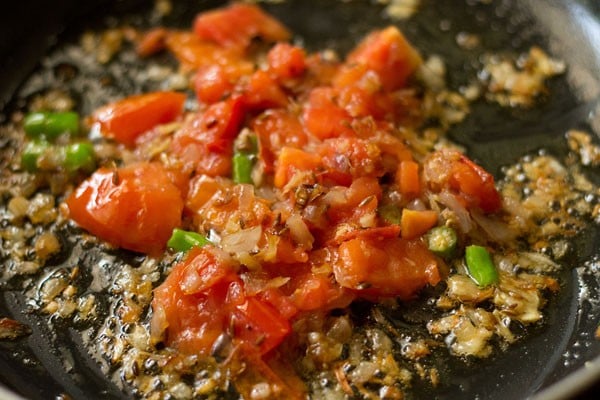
[0,1,599,399]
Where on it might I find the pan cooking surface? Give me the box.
[0,1,599,399]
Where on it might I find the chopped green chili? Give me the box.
[21,140,50,172]
[232,133,258,184]
[65,142,96,172]
[378,204,402,225]
[23,111,79,140]
[232,152,255,184]
[427,226,457,258]
[168,228,211,252]
[465,245,499,287]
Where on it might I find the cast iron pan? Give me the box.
[1,0,599,399]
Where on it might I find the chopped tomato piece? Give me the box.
[202,96,246,151]
[336,85,395,120]
[152,247,290,356]
[274,147,322,188]
[304,52,341,87]
[165,31,252,72]
[252,110,308,173]
[91,91,186,147]
[303,87,354,139]
[151,249,237,355]
[233,297,291,355]
[178,247,238,295]
[170,96,245,175]
[243,70,289,110]
[136,27,168,57]
[325,177,382,224]
[267,43,307,81]
[424,150,502,213]
[400,209,438,240]
[318,137,383,185]
[276,236,310,263]
[397,160,421,196]
[290,273,355,311]
[346,26,421,91]
[328,225,401,245]
[66,162,183,255]
[185,175,227,214]
[449,155,502,213]
[193,3,290,51]
[259,287,298,320]
[194,64,235,104]
[333,236,441,299]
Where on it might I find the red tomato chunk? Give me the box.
[151,247,291,356]
[66,162,184,255]
[91,91,186,147]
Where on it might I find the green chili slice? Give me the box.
[23,111,79,140]
[232,152,255,184]
[168,228,211,252]
[232,133,258,184]
[427,226,457,258]
[21,140,50,172]
[65,142,96,172]
[378,204,402,225]
[465,245,499,287]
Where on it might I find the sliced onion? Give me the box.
[436,191,473,233]
[149,303,167,344]
[321,187,346,207]
[221,225,262,254]
[471,210,516,243]
[286,213,314,249]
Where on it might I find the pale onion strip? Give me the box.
[286,213,314,249]
[221,225,262,254]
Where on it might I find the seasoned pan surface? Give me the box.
[0,1,599,399]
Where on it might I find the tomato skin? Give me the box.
[194,65,235,104]
[252,110,307,173]
[243,70,289,111]
[165,31,252,73]
[233,297,291,355]
[136,27,168,57]
[346,26,421,91]
[318,137,383,185]
[400,209,438,240]
[425,150,501,214]
[152,250,235,355]
[325,176,382,224]
[178,247,239,295]
[303,87,354,140]
[66,162,183,255]
[91,91,186,147]
[258,287,298,320]
[450,155,502,213]
[328,225,401,246]
[267,43,307,81]
[193,3,290,51]
[289,273,355,312]
[152,247,291,356]
[170,96,245,175]
[397,160,421,197]
[185,175,226,214]
[333,236,441,299]
[274,147,322,188]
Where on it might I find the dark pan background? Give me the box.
[0,0,599,399]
